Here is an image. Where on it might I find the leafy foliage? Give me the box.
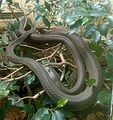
[97,90,111,104]
[0,0,113,119]
[29,98,73,120]
[25,0,113,108]
[56,98,68,108]
[8,20,20,31]
[24,74,36,87]
[85,78,96,87]
[1,32,9,45]
[0,81,19,98]
[6,0,13,4]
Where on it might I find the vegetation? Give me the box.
[0,0,113,119]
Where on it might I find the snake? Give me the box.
[6,18,102,111]
[7,18,86,95]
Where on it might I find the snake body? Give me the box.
[46,29,101,86]
[7,30,86,94]
[6,22,102,110]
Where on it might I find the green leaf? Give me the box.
[90,4,107,17]
[22,104,35,115]
[69,28,77,34]
[0,82,9,90]
[14,20,20,30]
[8,20,20,31]
[33,107,49,120]
[106,39,113,49]
[34,100,43,110]
[35,15,42,22]
[41,94,54,106]
[7,81,19,91]
[97,90,111,104]
[8,95,23,107]
[0,90,9,98]
[24,74,36,86]
[102,69,113,81]
[39,114,51,120]
[44,1,50,11]
[2,32,9,45]
[35,3,45,15]
[8,23,15,31]
[88,42,104,57]
[107,16,113,27]
[73,6,89,17]
[105,51,113,71]
[102,1,111,12]
[42,16,50,28]
[82,17,89,25]
[57,98,68,108]
[59,109,75,118]
[90,9,107,17]
[84,24,96,38]
[85,78,96,87]
[65,15,74,23]
[70,19,82,30]
[92,31,101,43]
[51,110,65,120]
[0,48,5,54]
[6,0,13,4]
[98,22,110,36]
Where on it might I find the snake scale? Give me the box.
[6,18,102,110]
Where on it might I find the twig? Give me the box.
[103,81,110,90]
[19,43,62,56]
[35,43,63,62]
[1,57,55,82]
[1,43,61,81]
[49,44,63,61]
[59,52,66,81]
[8,4,19,21]
[44,61,76,68]
[33,43,62,53]
[2,59,75,82]
[1,66,24,80]
[0,67,18,71]
[59,52,66,63]
[1,43,74,82]
[4,71,31,82]
[20,44,43,51]
[17,90,45,103]
[98,48,109,61]
[0,57,49,81]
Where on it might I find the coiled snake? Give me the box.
[6,17,102,110]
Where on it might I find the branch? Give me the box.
[59,52,66,81]
[8,4,19,21]
[1,43,75,82]
[1,66,24,80]
[17,90,44,103]
[44,61,76,68]
[49,44,63,61]
[1,43,62,81]
[4,70,31,82]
